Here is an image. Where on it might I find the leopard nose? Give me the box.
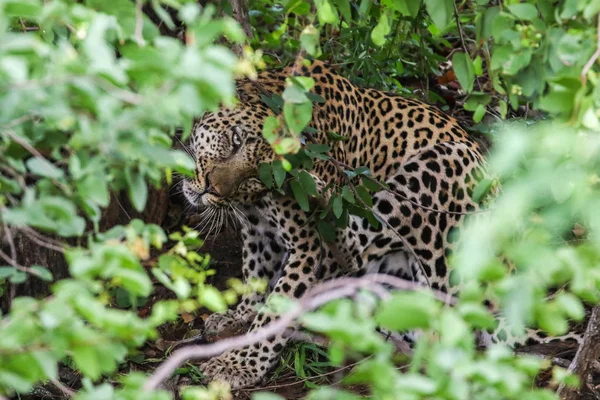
[205,171,223,197]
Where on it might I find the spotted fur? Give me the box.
[182,61,563,389]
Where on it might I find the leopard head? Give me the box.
[183,103,276,208]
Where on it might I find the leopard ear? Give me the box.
[235,79,272,103]
[235,82,253,102]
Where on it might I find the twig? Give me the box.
[1,114,35,130]
[229,0,252,57]
[324,150,489,216]
[0,248,48,280]
[143,274,455,390]
[243,358,368,392]
[2,220,17,309]
[18,226,66,253]
[581,14,600,86]
[3,222,17,263]
[1,129,70,193]
[453,1,468,55]
[2,129,46,161]
[135,0,145,46]
[557,304,600,400]
[50,378,75,398]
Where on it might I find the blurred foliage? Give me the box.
[0,0,255,397]
[0,0,599,399]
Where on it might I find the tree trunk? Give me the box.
[557,304,600,400]
[0,186,170,311]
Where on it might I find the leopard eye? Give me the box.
[232,129,242,148]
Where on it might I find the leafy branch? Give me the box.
[143,273,455,391]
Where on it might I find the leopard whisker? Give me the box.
[195,208,216,236]
[175,136,196,162]
[231,204,249,230]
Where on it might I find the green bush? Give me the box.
[0,0,599,399]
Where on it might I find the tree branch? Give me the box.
[135,0,145,46]
[143,274,455,391]
[581,13,600,86]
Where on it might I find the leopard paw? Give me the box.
[203,310,251,338]
[198,351,264,389]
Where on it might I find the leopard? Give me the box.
[181,60,574,389]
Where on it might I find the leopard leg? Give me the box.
[204,206,285,336]
[199,197,346,389]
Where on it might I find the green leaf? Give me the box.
[290,180,310,212]
[341,186,355,204]
[32,351,58,380]
[0,371,33,393]
[317,219,336,242]
[273,160,287,188]
[259,163,273,189]
[332,0,352,21]
[375,291,439,331]
[473,103,486,123]
[26,158,64,179]
[452,52,475,93]
[72,347,101,380]
[473,56,483,76]
[459,303,496,329]
[439,310,470,346]
[0,266,15,279]
[151,0,176,30]
[371,13,390,46]
[332,195,343,218]
[125,169,148,212]
[476,6,499,41]
[386,0,421,17]
[299,171,318,196]
[507,3,539,20]
[283,85,309,104]
[306,92,326,104]
[499,99,508,119]
[290,76,315,91]
[538,305,569,335]
[199,286,227,313]
[307,144,330,155]
[300,25,321,57]
[31,266,53,282]
[9,270,27,283]
[0,175,21,194]
[252,393,286,400]
[424,0,454,30]
[78,174,110,207]
[3,0,42,19]
[355,186,373,207]
[315,0,339,25]
[555,293,585,321]
[472,178,494,203]
[115,268,152,297]
[284,102,313,135]
[262,116,281,144]
[362,176,385,192]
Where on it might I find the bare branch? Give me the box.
[17,226,66,253]
[0,247,49,280]
[1,114,35,130]
[581,13,600,85]
[231,0,252,39]
[143,274,455,391]
[50,378,75,398]
[135,0,145,46]
[453,1,468,55]
[1,129,70,193]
